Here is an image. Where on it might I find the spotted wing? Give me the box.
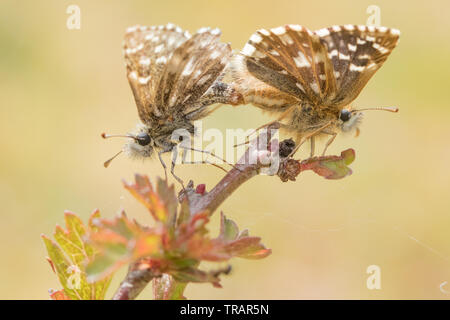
[236,24,400,110]
[237,24,335,107]
[123,23,190,123]
[155,27,232,115]
[315,25,400,107]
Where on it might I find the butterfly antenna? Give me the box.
[101,132,137,140]
[103,150,123,168]
[352,106,399,113]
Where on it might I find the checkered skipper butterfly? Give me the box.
[103,24,240,183]
[231,24,400,156]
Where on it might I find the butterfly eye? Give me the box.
[339,109,352,122]
[136,132,151,146]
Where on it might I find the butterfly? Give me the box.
[230,24,400,156]
[103,23,240,184]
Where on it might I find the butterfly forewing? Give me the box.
[158,27,232,115]
[123,24,191,122]
[316,25,400,107]
[238,24,400,110]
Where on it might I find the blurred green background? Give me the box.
[1,0,449,299]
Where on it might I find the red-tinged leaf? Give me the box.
[300,148,355,180]
[156,178,178,228]
[86,211,163,282]
[222,236,272,260]
[124,175,174,224]
[49,289,71,300]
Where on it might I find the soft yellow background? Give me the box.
[1,0,449,299]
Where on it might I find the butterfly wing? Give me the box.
[123,23,190,123]
[315,25,400,107]
[234,24,399,110]
[156,27,232,116]
[235,25,336,107]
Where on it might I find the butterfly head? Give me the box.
[339,108,364,134]
[102,124,155,167]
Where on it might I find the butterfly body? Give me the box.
[231,24,400,153]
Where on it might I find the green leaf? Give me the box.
[41,210,112,300]
[219,212,239,241]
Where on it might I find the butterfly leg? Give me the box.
[158,150,169,181]
[169,147,186,189]
[321,131,337,156]
[179,146,238,171]
[234,105,297,148]
[291,121,333,159]
[310,136,315,158]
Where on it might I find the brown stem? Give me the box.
[112,262,156,300]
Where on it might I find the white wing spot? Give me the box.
[271,26,286,35]
[295,82,305,91]
[288,24,303,31]
[348,44,357,52]
[310,82,320,94]
[280,34,294,45]
[242,43,256,56]
[269,50,280,56]
[390,28,401,36]
[156,56,167,64]
[316,28,330,37]
[155,44,164,53]
[344,25,355,31]
[259,29,270,36]
[139,58,151,66]
[357,38,366,45]
[332,25,341,32]
[197,27,210,34]
[126,26,138,34]
[211,28,221,35]
[329,49,339,58]
[366,36,376,42]
[250,33,263,43]
[293,51,310,68]
[139,76,151,84]
[182,58,195,76]
[349,64,365,72]
[210,50,221,59]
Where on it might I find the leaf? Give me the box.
[209,214,272,261]
[124,175,176,225]
[41,209,112,300]
[86,211,163,282]
[300,148,355,180]
[218,212,239,241]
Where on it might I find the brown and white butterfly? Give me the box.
[231,24,400,156]
[103,23,240,183]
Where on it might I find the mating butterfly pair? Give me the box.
[103,23,400,182]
